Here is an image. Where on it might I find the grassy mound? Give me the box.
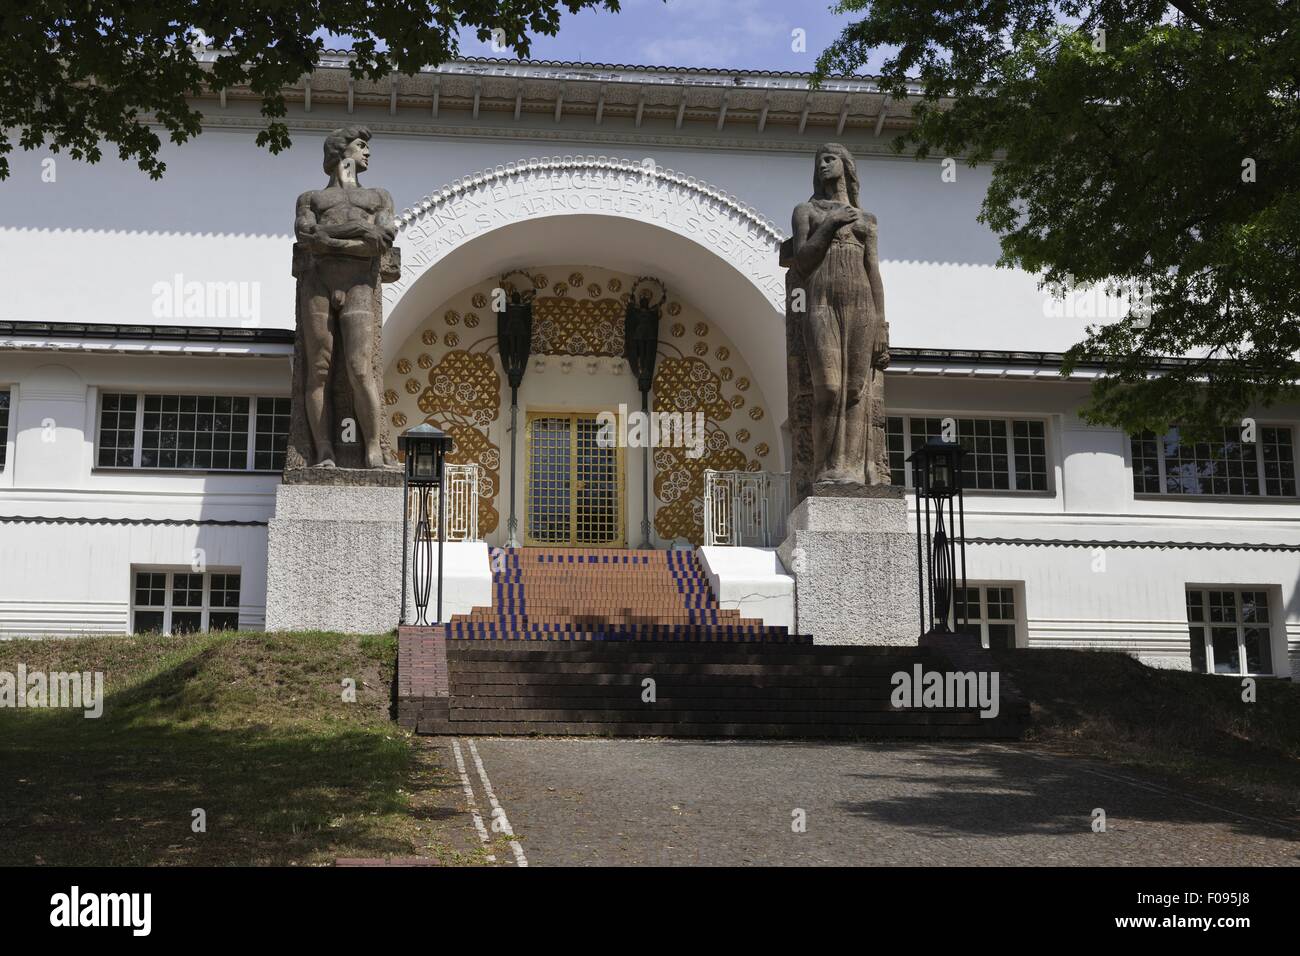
[1006,648,1300,816]
[0,632,481,866]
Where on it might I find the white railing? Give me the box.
[703,469,791,547]
[409,463,480,542]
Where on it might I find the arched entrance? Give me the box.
[382,157,790,548]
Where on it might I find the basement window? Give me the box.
[953,585,1019,650]
[1186,588,1274,676]
[132,570,241,635]
[0,389,9,471]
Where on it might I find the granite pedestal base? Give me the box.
[265,483,404,634]
[776,488,921,646]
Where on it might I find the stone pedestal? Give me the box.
[265,482,404,634]
[777,486,920,645]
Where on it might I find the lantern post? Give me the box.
[399,423,454,626]
[906,438,969,637]
[624,276,666,549]
[497,270,535,549]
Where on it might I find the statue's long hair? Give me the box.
[811,143,860,209]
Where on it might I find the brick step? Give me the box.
[449,695,963,711]
[447,639,806,647]
[447,641,936,658]
[445,626,791,635]
[449,676,925,693]
[446,648,924,665]
[429,720,1022,739]
[448,660,929,677]
[448,706,994,723]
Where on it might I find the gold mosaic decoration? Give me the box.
[531,296,625,356]
[412,349,501,534]
[653,357,733,422]
[649,356,766,544]
[653,432,748,544]
[385,265,776,548]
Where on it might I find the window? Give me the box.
[887,415,1049,491]
[1186,588,1274,676]
[953,585,1019,650]
[131,570,241,634]
[1131,426,1296,497]
[253,397,291,471]
[0,389,9,471]
[98,393,289,472]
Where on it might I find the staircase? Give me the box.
[397,547,1029,739]
[445,547,803,642]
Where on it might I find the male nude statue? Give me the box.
[293,126,397,468]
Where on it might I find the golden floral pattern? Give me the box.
[386,266,775,548]
[531,296,625,356]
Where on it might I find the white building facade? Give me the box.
[1,55,1296,680]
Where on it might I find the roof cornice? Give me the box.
[190,51,927,146]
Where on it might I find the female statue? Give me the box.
[787,143,889,486]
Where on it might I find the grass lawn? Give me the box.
[0,631,488,866]
[1005,648,1300,819]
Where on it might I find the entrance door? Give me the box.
[525,411,624,546]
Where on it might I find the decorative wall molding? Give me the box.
[387,155,787,322]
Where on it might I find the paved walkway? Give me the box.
[439,738,1299,866]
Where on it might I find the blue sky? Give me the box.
[452,0,868,73]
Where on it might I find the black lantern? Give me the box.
[497,270,536,549]
[399,423,454,627]
[906,438,969,638]
[625,277,667,548]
